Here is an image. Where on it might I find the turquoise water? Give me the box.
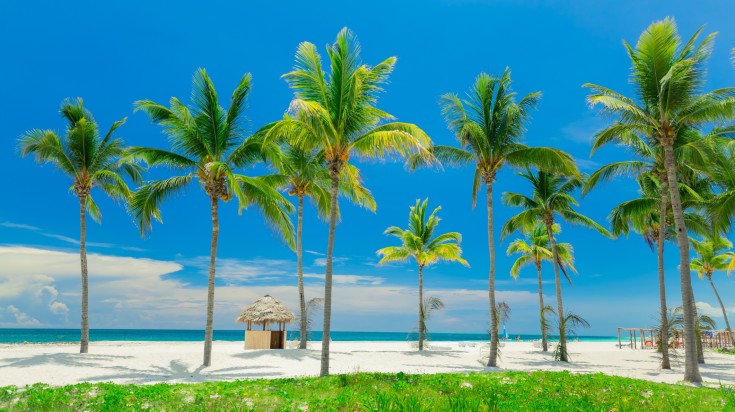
[0,329,618,343]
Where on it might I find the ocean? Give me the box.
[0,329,618,343]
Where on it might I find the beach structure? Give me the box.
[236,295,295,349]
[617,327,659,349]
[703,330,735,349]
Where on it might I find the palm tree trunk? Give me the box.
[486,180,499,367]
[297,195,307,349]
[536,262,548,352]
[709,276,735,346]
[662,140,701,383]
[657,176,671,369]
[320,168,340,377]
[694,302,705,364]
[545,220,567,362]
[203,195,219,367]
[79,195,89,354]
[418,265,425,351]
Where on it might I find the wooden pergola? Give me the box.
[617,327,658,349]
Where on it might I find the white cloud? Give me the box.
[49,301,69,317]
[0,222,41,230]
[2,305,41,326]
[0,247,182,284]
[305,250,324,256]
[183,256,293,285]
[41,233,114,248]
[696,301,735,319]
[313,257,349,267]
[0,245,539,332]
[303,273,385,285]
[1,222,143,251]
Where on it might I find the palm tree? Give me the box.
[298,297,324,345]
[604,171,709,368]
[19,98,140,353]
[507,223,575,352]
[277,145,375,349]
[494,301,512,340]
[419,296,445,345]
[542,306,591,361]
[416,69,578,366]
[130,69,295,367]
[268,28,433,376]
[670,305,717,356]
[584,18,735,382]
[376,198,468,350]
[502,169,610,362]
[583,104,727,369]
[690,235,735,346]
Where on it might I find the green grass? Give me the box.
[1,371,732,411]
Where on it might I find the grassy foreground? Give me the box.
[1,371,732,411]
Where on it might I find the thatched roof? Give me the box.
[235,295,295,324]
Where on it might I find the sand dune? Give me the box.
[0,341,733,387]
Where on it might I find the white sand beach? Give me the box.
[1,340,734,387]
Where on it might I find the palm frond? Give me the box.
[131,175,193,235]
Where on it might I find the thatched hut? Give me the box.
[235,295,295,349]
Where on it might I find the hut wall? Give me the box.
[245,331,272,349]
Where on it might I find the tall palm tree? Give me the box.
[376,198,468,350]
[268,28,433,376]
[415,69,578,366]
[507,223,575,352]
[604,171,709,368]
[502,169,610,362]
[690,235,735,346]
[130,69,295,367]
[19,98,140,353]
[583,125,722,369]
[277,145,375,349]
[584,18,735,382]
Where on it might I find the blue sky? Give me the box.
[1,0,734,336]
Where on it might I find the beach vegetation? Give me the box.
[418,296,445,345]
[1,371,731,411]
[542,306,591,361]
[377,198,468,350]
